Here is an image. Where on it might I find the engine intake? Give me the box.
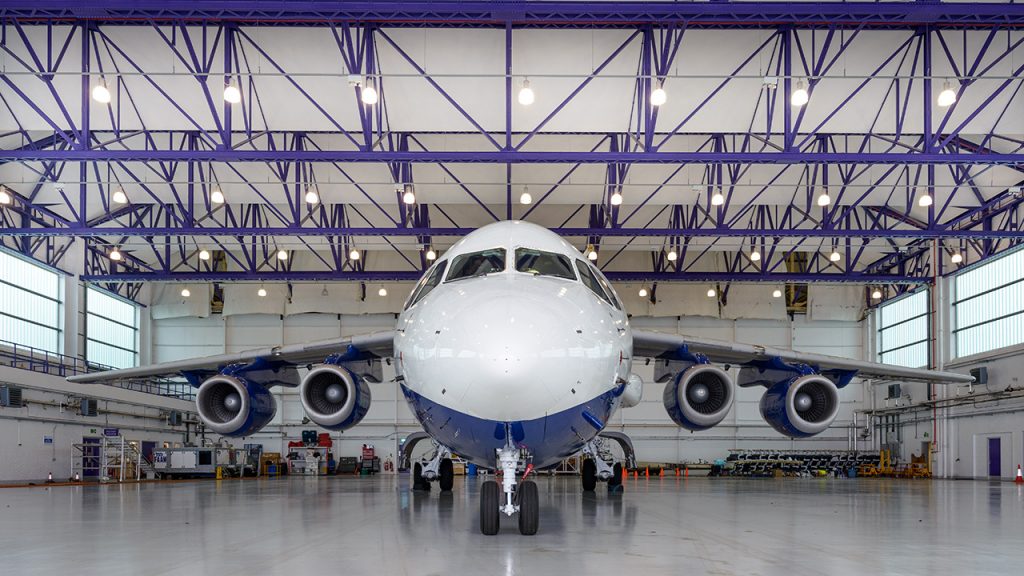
[196,375,276,437]
[759,374,840,438]
[663,364,735,431]
[299,364,371,430]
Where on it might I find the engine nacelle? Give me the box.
[663,364,735,431]
[620,373,643,408]
[299,364,371,431]
[195,375,276,437]
[759,374,840,438]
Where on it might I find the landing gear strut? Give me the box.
[413,441,454,492]
[581,437,624,494]
[479,441,537,536]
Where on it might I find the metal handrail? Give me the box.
[0,338,195,400]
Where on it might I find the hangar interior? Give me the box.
[1,0,1023,571]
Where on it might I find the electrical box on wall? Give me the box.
[79,398,98,417]
[970,367,988,385]
[0,385,23,408]
[167,411,183,426]
[886,383,902,400]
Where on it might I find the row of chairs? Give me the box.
[724,450,881,477]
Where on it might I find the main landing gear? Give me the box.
[413,442,455,493]
[480,443,538,536]
[581,437,625,494]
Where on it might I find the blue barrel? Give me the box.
[466,463,477,476]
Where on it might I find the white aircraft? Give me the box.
[70,221,972,535]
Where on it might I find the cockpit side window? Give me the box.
[591,266,623,310]
[514,248,576,280]
[445,248,507,282]
[407,260,448,308]
[575,260,614,307]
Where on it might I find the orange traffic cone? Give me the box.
[675,467,681,477]
[621,467,627,481]
[645,466,649,477]
[1016,465,1023,485]
[685,466,689,478]
[659,467,664,477]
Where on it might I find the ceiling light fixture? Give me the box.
[425,247,437,261]
[710,190,725,206]
[830,249,842,262]
[951,252,963,264]
[321,286,329,297]
[257,287,267,297]
[650,81,667,106]
[750,249,761,262]
[817,190,831,207]
[378,285,388,297]
[92,81,112,104]
[518,78,535,106]
[223,84,241,104]
[587,247,598,261]
[304,187,320,205]
[937,80,957,108]
[610,190,623,206]
[199,249,211,261]
[520,186,532,205]
[402,184,416,205]
[180,287,191,298]
[918,193,933,207]
[707,288,717,298]
[667,249,678,262]
[361,80,379,105]
[109,248,122,261]
[111,187,128,205]
[277,249,288,261]
[871,288,883,300]
[791,79,809,107]
[210,188,225,204]
[0,188,12,205]
[772,288,783,298]
[638,286,649,298]
[349,248,360,261]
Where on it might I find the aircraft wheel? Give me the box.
[581,458,597,492]
[413,462,431,492]
[517,480,539,535]
[480,480,500,535]
[438,458,454,492]
[608,463,624,493]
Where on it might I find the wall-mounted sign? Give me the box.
[103,428,119,437]
[43,436,53,445]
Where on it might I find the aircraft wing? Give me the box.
[67,330,395,384]
[631,329,973,384]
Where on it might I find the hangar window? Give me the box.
[876,290,930,368]
[952,247,1024,358]
[514,248,576,280]
[86,287,139,369]
[408,261,448,308]
[575,260,614,307]
[0,248,62,354]
[445,248,506,282]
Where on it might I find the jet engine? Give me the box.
[759,374,840,438]
[299,364,371,430]
[195,375,276,437]
[662,364,735,431]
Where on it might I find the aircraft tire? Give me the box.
[581,458,597,492]
[480,480,500,535]
[413,462,431,491]
[517,480,539,535]
[439,458,454,492]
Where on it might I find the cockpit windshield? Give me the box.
[514,248,576,280]
[445,248,507,282]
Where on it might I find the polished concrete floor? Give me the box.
[1,474,1020,575]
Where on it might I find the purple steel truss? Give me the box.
[1,6,1023,300]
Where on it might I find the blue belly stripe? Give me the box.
[400,384,621,469]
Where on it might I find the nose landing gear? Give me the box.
[480,443,537,535]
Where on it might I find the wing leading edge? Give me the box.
[631,329,973,384]
[67,330,395,384]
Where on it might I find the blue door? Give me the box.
[988,437,1001,477]
[83,437,101,478]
